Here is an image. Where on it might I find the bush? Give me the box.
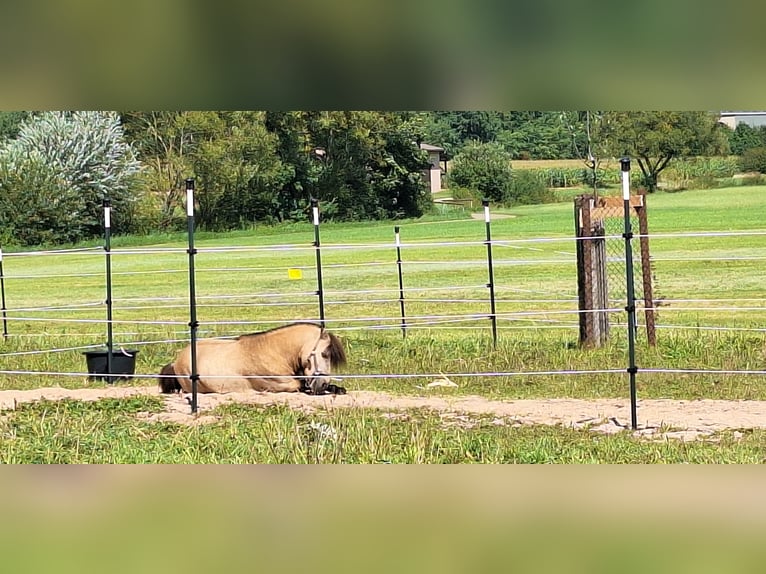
[739,147,766,174]
[449,186,482,203]
[447,141,513,203]
[508,171,555,204]
[0,112,142,246]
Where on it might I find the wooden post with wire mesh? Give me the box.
[574,193,656,347]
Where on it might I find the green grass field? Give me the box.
[1,185,765,462]
[3,397,766,463]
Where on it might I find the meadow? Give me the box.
[1,185,765,462]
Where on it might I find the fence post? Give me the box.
[620,158,639,430]
[0,246,8,338]
[395,226,406,338]
[103,198,114,383]
[636,195,657,346]
[311,198,326,328]
[574,196,610,347]
[186,179,200,414]
[482,199,498,349]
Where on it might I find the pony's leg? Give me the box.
[258,378,302,393]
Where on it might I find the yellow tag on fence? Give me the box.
[287,268,303,280]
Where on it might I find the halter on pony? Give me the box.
[301,326,345,395]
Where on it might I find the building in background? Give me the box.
[719,111,766,129]
[420,143,447,193]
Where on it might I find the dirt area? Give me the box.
[2,386,765,441]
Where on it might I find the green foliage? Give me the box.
[497,112,581,159]
[305,111,430,221]
[120,111,199,230]
[189,111,293,230]
[528,166,588,188]
[738,146,766,173]
[0,148,82,245]
[447,141,513,202]
[593,111,730,192]
[449,186,482,203]
[728,123,766,155]
[0,111,142,246]
[0,111,28,141]
[660,156,740,190]
[507,170,556,204]
[422,111,586,161]
[123,111,429,231]
[422,111,506,158]
[3,110,758,247]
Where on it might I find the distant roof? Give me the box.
[720,111,766,117]
[419,143,444,152]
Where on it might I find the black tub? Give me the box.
[83,349,139,384]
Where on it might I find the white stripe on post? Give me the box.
[104,205,111,229]
[313,205,319,226]
[484,205,490,223]
[621,157,631,200]
[187,188,194,217]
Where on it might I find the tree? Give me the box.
[421,111,589,160]
[122,111,293,230]
[447,141,513,203]
[728,123,766,155]
[120,111,196,229]
[593,111,729,192]
[0,111,142,245]
[421,111,506,159]
[369,112,432,218]
[189,111,292,229]
[290,111,429,221]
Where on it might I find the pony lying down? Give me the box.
[158,322,346,395]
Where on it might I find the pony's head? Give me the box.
[300,330,347,394]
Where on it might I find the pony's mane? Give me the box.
[325,331,347,367]
[236,321,322,340]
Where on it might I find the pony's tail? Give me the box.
[158,363,182,393]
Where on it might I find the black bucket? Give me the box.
[83,349,139,384]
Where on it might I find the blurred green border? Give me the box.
[2,1,766,109]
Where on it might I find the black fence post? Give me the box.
[0,246,8,338]
[103,198,114,383]
[482,199,498,349]
[311,198,326,328]
[186,179,200,414]
[621,158,639,430]
[395,226,406,338]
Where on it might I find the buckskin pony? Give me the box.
[159,322,346,395]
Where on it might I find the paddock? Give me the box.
[0,185,764,459]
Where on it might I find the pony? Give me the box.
[158,322,347,395]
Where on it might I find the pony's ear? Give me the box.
[327,332,347,367]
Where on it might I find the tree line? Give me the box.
[0,110,756,247]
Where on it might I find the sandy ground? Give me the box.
[2,386,765,441]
